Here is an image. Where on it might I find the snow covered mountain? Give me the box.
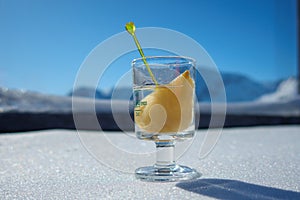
[70,69,285,102]
[0,74,299,132]
[68,87,111,99]
[1,72,297,112]
[257,77,298,102]
[0,87,72,113]
[195,68,280,102]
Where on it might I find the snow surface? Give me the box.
[1,126,300,199]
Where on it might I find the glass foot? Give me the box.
[135,164,201,182]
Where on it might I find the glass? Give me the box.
[132,56,201,181]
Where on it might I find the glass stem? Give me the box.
[155,141,175,168]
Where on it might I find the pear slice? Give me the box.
[134,70,194,133]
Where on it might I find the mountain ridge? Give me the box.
[70,69,290,102]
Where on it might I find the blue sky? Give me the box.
[0,0,297,95]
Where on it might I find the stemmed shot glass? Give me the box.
[132,56,201,181]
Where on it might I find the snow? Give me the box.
[0,87,72,113]
[257,77,298,102]
[0,126,300,199]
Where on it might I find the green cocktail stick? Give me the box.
[125,22,158,85]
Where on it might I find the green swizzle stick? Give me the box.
[125,22,158,85]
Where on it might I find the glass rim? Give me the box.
[132,56,196,66]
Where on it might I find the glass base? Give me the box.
[135,164,201,182]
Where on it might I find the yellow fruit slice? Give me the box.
[134,70,194,133]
